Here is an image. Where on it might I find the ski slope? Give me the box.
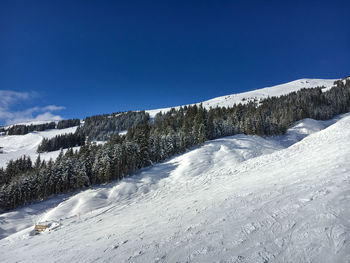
[1,112,349,263]
[0,126,79,168]
[146,78,337,117]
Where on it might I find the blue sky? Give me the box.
[0,0,349,125]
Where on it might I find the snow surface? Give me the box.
[1,112,350,262]
[0,126,79,168]
[146,78,337,118]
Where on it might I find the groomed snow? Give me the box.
[1,113,349,262]
[146,78,337,118]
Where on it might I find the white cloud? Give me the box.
[0,90,65,126]
[0,90,31,108]
[41,105,66,112]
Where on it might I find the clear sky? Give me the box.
[0,0,349,125]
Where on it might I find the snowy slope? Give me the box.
[0,78,337,168]
[0,126,79,168]
[1,113,349,262]
[146,78,337,117]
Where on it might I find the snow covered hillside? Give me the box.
[1,112,349,263]
[0,78,338,168]
[146,78,337,117]
[0,126,79,168]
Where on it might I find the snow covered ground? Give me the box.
[1,112,349,263]
[146,78,337,117]
[0,126,79,168]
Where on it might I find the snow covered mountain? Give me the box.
[0,78,338,169]
[1,112,349,262]
[1,77,349,262]
[146,78,337,117]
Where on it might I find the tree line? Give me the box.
[56,119,81,129]
[37,133,86,153]
[77,111,149,141]
[3,119,81,136]
[0,79,349,211]
[35,112,149,153]
[6,122,56,135]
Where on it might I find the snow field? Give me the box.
[0,113,349,262]
[0,126,79,168]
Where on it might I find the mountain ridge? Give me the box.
[146,78,338,117]
[0,77,341,169]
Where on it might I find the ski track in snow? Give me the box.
[1,113,350,263]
